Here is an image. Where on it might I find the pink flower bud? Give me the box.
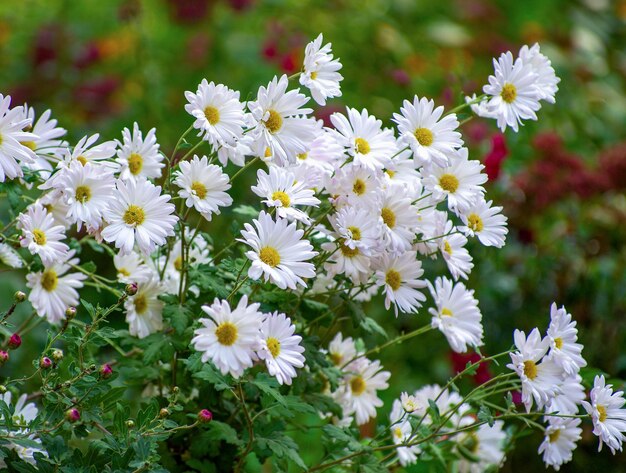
[125,283,138,296]
[0,351,9,365]
[65,307,77,319]
[66,408,81,423]
[39,356,53,369]
[197,409,213,423]
[100,364,113,379]
[8,334,21,350]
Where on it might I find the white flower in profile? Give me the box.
[340,357,390,425]
[26,250,87,324]
[300,33,343,106]
[457,421,506,473]
[113,251,154,284]
[185,80,245,147]
[173,155,232,221]
[124,277,164,339]
[582,375,626,454]
[519,43,560,104]
[428,277,483,353]
[327,332,358,367]
[258,312,305,385]
[328,206,381,256]
[538,417,581,471]
[379,189,416,253]
[458,198,508,248]
[439,220,474,281]
[191,296,262,378]
[393,96,463,168]
[251,166,320,223]
[1,391,39,425]
[63,133,119,172]
[389,399,420,466]
[102,178,177,255]
[546,303,586,376]
[0,94,36,182]
[17,203,69,265]
[248,75,317,166]
[483,51,541,132]
[0,242,22,268]
[38,189,71,228]
[329,107,395,171]
[546,374,585,415]
[375,250,426,316]
[240,211,317,290]
[400,392,419,413]
[507,328,563,412]
[116,122,164,182]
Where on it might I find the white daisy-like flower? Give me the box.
[0,242,22,268]
[258,312,305,385]
[389,399,420,467]
[240,211,317,290]
[507,328,563,412]
[582,375,626,454]
[423,148,487,213]
[63,133,119,171]
[546,303,586,376]
[322,236,371,283]
[0,95,37,182]
[482,51,541,132]
[519,43,560,104]
[375,250,426,316]
[60,162,115,230]
[116,122,164,182]
[102,178,177,255]
[379,189,416,253]
[173,154,232,221]
[124,277,164,339]
[248,75,317,166]
[428,277,483,353]
[184,80,245,147]
[17,203,69,265]
[330,107,396,171]
[191,296,262,378]
[329,163,383,210]
[1,391,38,425]
[114,251,154,284]
[26,250,87,324]
[340,357,391,425]
[251,166,320,223]
[0,392,47,466]
[328,332,358,367]
[546,374,585,415]
[38,189,71,228]
[393,96,463,168]
[294,129,344,176]
[457,421,506,473]
[328,206,380,256]
[300,33,343,106]
[439,220,474,281]
[400,392,420,413]
[458,198,508,248]
[412,384,464,425]
[538,417,581,471]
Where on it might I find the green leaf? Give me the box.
[249,373,286,406]
[255,433,307,470]
[163,303,192,334]
[193,363,233,391]
[477,405,495,427]
[204,420,242,446]
[81,261,97,273]
[427,399,441,423]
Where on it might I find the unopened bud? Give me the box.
[100,364,113,379]
[66,408,81,423]
[0,385,6,393]
[8,333,21,350]
[159,408,169,418]
[0,351,9,365]
[89,363,97,372]
[126,420,135,429]
[197,409,213,423]
[65,306,77,319]
[51,349,64,362]
[172,386,180,394]
[14,291,26,303]
[39,356,52,369]
[125,283,138,296]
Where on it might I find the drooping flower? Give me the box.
[546,303,586,376]
[519,43,560,104]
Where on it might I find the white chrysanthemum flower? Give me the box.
[538,417,581,471]
[393,96,463,168]
[546,303,586,376]
[248,75,317,166]
[64,133,119,172]
[38,189,71,228]
[389,399,420,466]
[26,250,87,324]
[17,203,69,265]
[482,51,541,132]
[412,384,464,425]
[340,357,390,425]
[251,166,320,223]
[0,95,36,182]
[423,148,487,213]
[60,162,115,230]
[258,312,305,385]
[173,155,232,221]
[582,375,626,454]
[400,392,420,413]
[329,163,382,209]
[375,250,426,315]
[240,211,317,290]
[124,277,164,339]
[116,122,164,182]
[0,392,46,466]
[384,145,421,192]
[114,251,154,284]
[216,136,252,167]
[102,178,177,255]
[428,277,483,353]
[295,129,344,176]
[458,198,508,248]
[414,208,445,257]
[507,328,563,412]
[0,242,22,268]
[457,421,506,473]
[328,207,380,256]
[379,189,416,253]
[191,296,262,378]
[546,374,585,415]
[330,107,395,171]
[328,332,358,367]
[322,236,371,283]
[300,33,343,106]
[519,43,560,104]
[439,221,474,281]
[184,80,245,147]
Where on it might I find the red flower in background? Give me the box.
[484,133,508,181]
[450,350,492,385]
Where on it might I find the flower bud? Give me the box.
[51,349,64,362]
[0,385,6,394]
[125,283,138,296]
[8,334,21,350]
[172,386,180,394]
[0,351,9,365]
[100,363,113,379]
[65,306,77,319]
[197,409,213,423]
[14,291,26,303]
[39,356,53,369]
[159,408,169,418]
[66,408,81,423]
[126,420,135,429]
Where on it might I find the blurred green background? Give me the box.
[1,0,626,471]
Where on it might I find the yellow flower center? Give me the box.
[350,376,366,396]
[215,321,238,346]
[33,229,47,246]
[271,191,291,207]
[76,156,88,166]
[330,352,342,366]
[548,429,561,443]
[385,269,402,291]
[381,207,396,228]
[191,181,208,200]
[264,147,272,158]
[75,185,92,203]
[297,152,308,160]
[118,268,130,277]
[347,226,361,241]
[266,337,281,358]
[439,174,459,193]
[20,141,37,150]
[393,427,403,439]
[443,240,452,254]
[385,169,396,178]
[310,71,318,80]
[259,246,281,267]
[352,179,366,196]
[339,241,360,258]
[554,337,563,350]
[41,269,58,292]
[414,127,434,146]
[501,83,517,103]
[598,405,607,423]
[174,256,183,272]
[441,308,453,317]
[128,153,143,175]
[264,110,283,133]
[467,213,483,232]
[134,294,148,314]
[523,360,538,380]
[204,106,220,125]
[123,205,146,226]
[354,137,371,155]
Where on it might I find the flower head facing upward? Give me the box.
[116,122,164,182]
[18,203,69,266]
